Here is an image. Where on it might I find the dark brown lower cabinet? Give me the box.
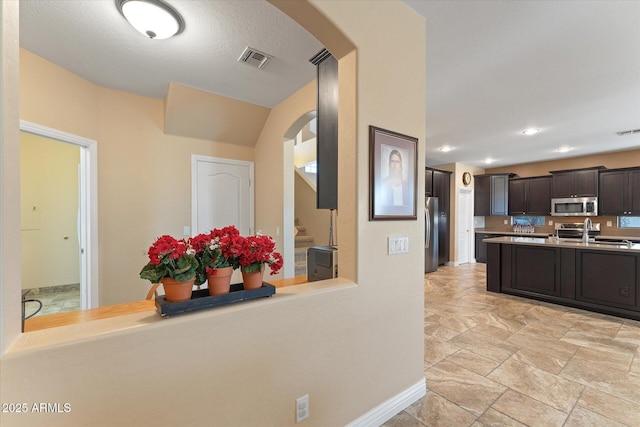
[576,251,639,309]
[511,246,560,296]
[475,233,499,263]
[487,242,640,320]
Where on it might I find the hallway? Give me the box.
[385,264,640,426]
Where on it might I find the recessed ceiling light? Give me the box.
[521,128,540,136]
[484,158,495,164]
[439,145,453,152]
[555,146,573,153]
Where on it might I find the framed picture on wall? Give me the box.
[369,125,418,220]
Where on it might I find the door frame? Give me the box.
[19,120,99,309]
[191,155,255,236]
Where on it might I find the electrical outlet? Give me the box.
[548,220,553,226]
[607,221,612,227]
[503,219,508,225]
[183,226,190,237]
[296,394,309,423]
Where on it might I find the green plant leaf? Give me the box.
[139,263,166,283]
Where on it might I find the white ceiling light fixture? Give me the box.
[555,146,573,153]
[521,128,540,136]
[484,157,495,164]
[116,0,184,40]
[438,145,454,152]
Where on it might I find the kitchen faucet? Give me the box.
[583,217,592,243]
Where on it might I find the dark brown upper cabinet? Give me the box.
[508,176,552,216]
[310,49,338,209]
[550,167,602,198]
[474,173,514,216]
[599,167,640,215]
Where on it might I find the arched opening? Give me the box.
[282,111,333,279]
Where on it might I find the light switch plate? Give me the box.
[607,221,612,227]
[388,236,409,255]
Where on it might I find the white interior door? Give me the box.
[192,156,254,283]
[457,188,473,264]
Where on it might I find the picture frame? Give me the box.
[369,125,418,220]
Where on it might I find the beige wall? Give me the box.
[20,48,255,305]
[1,0,22,353]
[295,172,330,247]
[164,82,271,145]
[1,1,427,426]
[293,136,316,166]
[486,148,640,177]
[20,133,80,289]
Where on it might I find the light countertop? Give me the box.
[476,229,640,242]
[483,236,640,253]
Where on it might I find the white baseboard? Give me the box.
[346,378,426,427]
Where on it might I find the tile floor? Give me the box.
[383,263,640,426]
[23,284,80,317]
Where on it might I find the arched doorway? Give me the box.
[283,111,317,278]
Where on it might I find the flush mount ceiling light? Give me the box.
[484,158,495,164]
[116,0,184,40]
[438,145,453,152]
[521,128,540,136]
[555,146,573,153]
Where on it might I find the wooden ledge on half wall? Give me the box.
[24,276,308,332]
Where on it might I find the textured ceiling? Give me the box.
[18,0,640,168]
[19,0,323,108]
[409,0,640,168]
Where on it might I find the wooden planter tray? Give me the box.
[155,283,276,317]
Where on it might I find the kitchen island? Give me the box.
[485,236,640,320]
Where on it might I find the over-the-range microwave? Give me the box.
[551,197,598,217]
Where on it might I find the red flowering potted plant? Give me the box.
[192,225,243,296]
[236,234,284,290]
[140,235,199,302]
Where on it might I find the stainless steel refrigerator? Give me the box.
[425,197,439,273]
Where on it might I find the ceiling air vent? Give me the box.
[616,128,640,136]
[238,47,272,69]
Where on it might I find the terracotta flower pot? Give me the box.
[241,265,265,290]
[161,277,195,302]
[207,266,234,296]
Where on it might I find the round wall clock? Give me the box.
[462,172,471,186]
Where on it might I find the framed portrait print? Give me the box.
[369,126,418,220]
